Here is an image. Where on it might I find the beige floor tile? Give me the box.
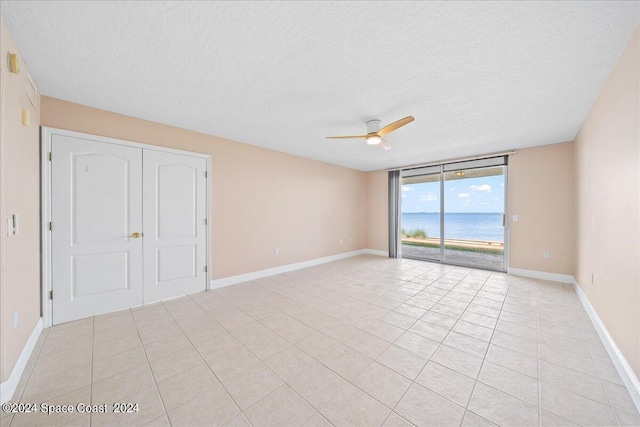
[289,361,348,410]
[602,380,640,416]
[9,257,637,427]
[296,331,342,359]
[485,343,538,378]
[224,414,251,426]
[382,412,414,427]
[144,332,192,361]
[142,414,171,427]
[22,362,91,403]
[416,361,476,407]
[453,320,494,342]
[64,414,91,427]
[303,412,333,427]
[382,311,418,329]
[539,343,598,377]
[461,311,498,329]
[320,384,391,427]
[92,346,148,382]
[594,358,625,385]
[322,320,362,342]
[168,385,240,427]
[468,383,538,427]
[393,304,428,319]
[540,410,578,426]
[376,344,428,380]
[93,332,142,360]
[353,362,412,408]
[91,385,165,427]
[193,332,242,359]
[393,330,439,358]
[223,363,283,410]
[244,384,316,426]
[204,345,260,381]
[430,344,483,379]
[615,408,640,426]
[364,319,406,342]
[320,344,372,380]
[183,323,228,344]
[157,363,219,410]
[491,329,538,357]
[540,382,617,426]
[11,386,90,427]
[479,361,539,406]
[396,383,465,427]
[345,331,391,359]
[243,330,291,360]
[539,359,607,405]
[443,331,490,358]
[265,346,316,382]
[461,411,497,427]
[92,363,155,404]
[149,345,203,382]
[408,320,450,342]
[94,311,135,331]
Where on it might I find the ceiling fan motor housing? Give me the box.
[366,119,381,134]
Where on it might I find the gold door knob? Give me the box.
[130,232,141,238]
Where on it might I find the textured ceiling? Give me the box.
[2,1,638,171]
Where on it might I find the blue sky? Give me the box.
[402,174,504,213]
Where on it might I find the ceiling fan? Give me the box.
[326,116,414,150]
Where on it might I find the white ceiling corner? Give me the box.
[1,1,638,171]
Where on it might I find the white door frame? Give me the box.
[41,126,211,328]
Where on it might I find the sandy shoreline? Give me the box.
[402,236,504,251]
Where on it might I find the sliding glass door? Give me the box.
[399,157,507,271]
[400,166,441,261]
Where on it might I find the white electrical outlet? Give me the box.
[543,251,550,259]
[274,248,280,255]
[340,239,343,244]
[512,214,519,222]
[13,310,18,328]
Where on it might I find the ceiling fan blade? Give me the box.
[326,135,368,139]
[378,116,414,136]
[380,140,391,150]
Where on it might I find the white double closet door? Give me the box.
[51,134,207,324]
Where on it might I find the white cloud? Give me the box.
[449,188,455,192]
[458,193,471,198]
[420,193,437,202]
[470,184,491,192]
[402,186,412,192]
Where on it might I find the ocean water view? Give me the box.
[401,212,504,242]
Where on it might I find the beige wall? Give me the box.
[574,25,639,378]
[366,170,388,252]
[508,142,575,275]
[40,97,369,279]
[0,21,42,382]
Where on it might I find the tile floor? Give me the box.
[1,255,639,426]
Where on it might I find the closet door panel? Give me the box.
[143,150,207,302]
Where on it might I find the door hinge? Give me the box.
[49,291,53,300]
[204,171,208,178]
[204,266,208,273]
[204,218,207,225]
[49,221,52,231]
[48,152,52,161]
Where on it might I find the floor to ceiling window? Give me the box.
[399,156,508,271]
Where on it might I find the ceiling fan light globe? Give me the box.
[367,135,382,145]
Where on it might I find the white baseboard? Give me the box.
[210,249,387,289]
[506,267,573,284]
[571,278,640,413]
[362,249,389,257]
[1,318,43,404]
